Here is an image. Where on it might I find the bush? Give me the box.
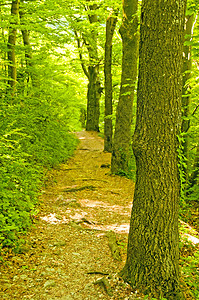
[0,95,78,251]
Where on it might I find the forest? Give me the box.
[0,0,199,299]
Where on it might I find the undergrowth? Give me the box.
[0,95,78,254]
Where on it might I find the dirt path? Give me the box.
[0,131,136,300]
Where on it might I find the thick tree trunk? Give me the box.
[85,2,101,132]
[111,0,138,174]
[7,0,20,95]
[86,65,100,131]
[181,13,195,182]
[104,12,117,152]
[120,1,186,299]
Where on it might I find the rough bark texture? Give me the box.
[7,0,20,95]
[111,0,138,174]
[104,12,117,152]
[86,65,101,132]
[85,3,101,132]
[120,1,187,299]
[181,13,195,182]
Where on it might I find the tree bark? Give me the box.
[85,2,101,132]
[86,64,101,131]
[120,1,187,299]
[7,0,20,95]
[74,2,101,132]
[19,1,37,87]
[111,0,138,174]
[181,13,195,183]
[104,11,117,152]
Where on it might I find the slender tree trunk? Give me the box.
[0,4,7,84]
[120,1,187,299]
[111,0,139,174]
[19,2,37,87]
[7,0,20,95]
[104,11,117,152]
[181,13,195,182]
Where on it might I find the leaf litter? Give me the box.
[0,130,198,300]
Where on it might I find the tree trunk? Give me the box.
[104,11,117,152]
[86,65,101,131]
[111,0,138,174]
[74,29,100,131]
[19,2,37,88]
[181,13,195,183]
[7,0,20,95]
[85,2,101,132]
[120,1,187,299]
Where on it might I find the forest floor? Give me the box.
[0,131,198,300]
[0,131,136,300]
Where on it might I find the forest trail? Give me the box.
[0,131,136,300]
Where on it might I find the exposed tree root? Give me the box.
[94,276,113,296]
[62,185,96,192]
[106,231,121,261]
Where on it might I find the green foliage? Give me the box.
[180,247,199,299]
[0,105,42,249]
[0,94,79,251]
[16,96,79,167]
[0,0,89,253]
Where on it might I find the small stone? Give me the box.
[53,241,66,247]
[46,267,55,273]
[44,280,56,288]
[13,275,19,281]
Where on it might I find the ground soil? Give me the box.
[1,131,198,300]
[0,131,137,300]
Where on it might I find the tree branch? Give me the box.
[192,103,199,116]
[74,30,89,79]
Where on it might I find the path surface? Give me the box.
[0,131,136,300]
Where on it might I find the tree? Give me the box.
[120,0,187,299]
[104,9,117,152]
[7,0,20,95]
[181,12,196,183]
[19,0,37,87]
[74,1,102,132]
[111,0,138,174]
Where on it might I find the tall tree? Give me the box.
[74,2,101,132]
[181,12,195,182]
[104,10,117,152]
[19,0,37,87]
[120,0,187,299]
[85,2,101,131]
[7,0,20,95]
[111,0,138,174]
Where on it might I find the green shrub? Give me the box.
[0,95,78,251]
